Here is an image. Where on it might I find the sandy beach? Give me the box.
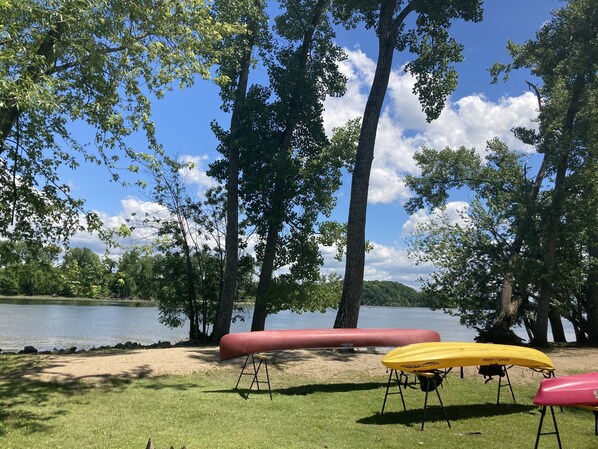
[17,344,598,385]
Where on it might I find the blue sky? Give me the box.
[67,0,563,288]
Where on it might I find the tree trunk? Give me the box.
[491,83,546,335]
[548,306,566,343]
[182,237,199,341]
[586,229,598,343]
[212,35,254,342]
[335,0,412,328]
[533,76,584,346]
[251,218,280,331]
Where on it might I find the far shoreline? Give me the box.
[0,294,158,306]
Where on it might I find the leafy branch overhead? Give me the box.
[0,0,235,244]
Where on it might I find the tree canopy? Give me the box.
[0,0,232,245]
[406,0,598,345]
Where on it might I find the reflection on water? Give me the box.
[0,300,575,352]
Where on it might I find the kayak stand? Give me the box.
[381,369,451,431]
[418,371,451,431]
[234,353,272,400]
[381,369,407,414]
[534,406,562,449]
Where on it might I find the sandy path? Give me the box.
[19,345,598,385]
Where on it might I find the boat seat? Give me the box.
[234,353,272,400]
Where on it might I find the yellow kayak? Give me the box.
[382,342,554,373]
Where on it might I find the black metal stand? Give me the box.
[381,369,407,414]
[496,365,516,404]
[418,371,451,431]
[534,406,562,449]
[234,353,272,400]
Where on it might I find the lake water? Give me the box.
[0,299,576,352]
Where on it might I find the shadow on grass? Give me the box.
[276,381,386,396]
[0,355,177,437]
[358,403,536,427]
[204,381,386,400]
[0,378,80,436]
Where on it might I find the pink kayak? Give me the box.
[533,372,598,407]
[219,328,441,360]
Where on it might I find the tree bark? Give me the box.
[548,306,566,343]
[334,0,413,328]
[250,217,281,331]
[212,35,254,342]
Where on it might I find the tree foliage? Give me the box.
[406,0,598,345]
[361,280,425,307]
[0,0,232,245]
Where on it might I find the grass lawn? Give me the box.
[0,354,595,449]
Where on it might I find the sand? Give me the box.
[17,344,598,385]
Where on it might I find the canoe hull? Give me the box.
[381,342,554,372]
[534,372,598,407]
[219,328,441,361]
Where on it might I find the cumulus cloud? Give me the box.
[323,48,539,205]
[319,240,431,289]
[402,201,471,235]
[178,154,217,194]
[69,197,171,254]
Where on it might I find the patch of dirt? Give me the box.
[19,345,598,385]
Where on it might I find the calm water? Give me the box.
[0,299,575,352]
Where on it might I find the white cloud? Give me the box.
[323,48,539,205]
[179,154,217,193]
[319,240,431,289]
[402,201,471,235]
[69,197,170,254]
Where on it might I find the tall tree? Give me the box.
[491,0,598,345]
[210,0,351,331]
[211,0,268,341]
[136,155,210,340]
[331,0,483,328]
[0,0,231,245]
[405,140,546,341]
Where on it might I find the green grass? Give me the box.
[0,355,595,449]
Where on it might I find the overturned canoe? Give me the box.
[219,328,441,361]
[534,372,598,407]
[382,341,554,373]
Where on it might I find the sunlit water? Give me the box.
[0,299,575,352]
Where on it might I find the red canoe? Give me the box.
[219,328,441,360]
[533,372,598,407]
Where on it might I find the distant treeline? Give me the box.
[0,242,426,309]
[361,280,427,307]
